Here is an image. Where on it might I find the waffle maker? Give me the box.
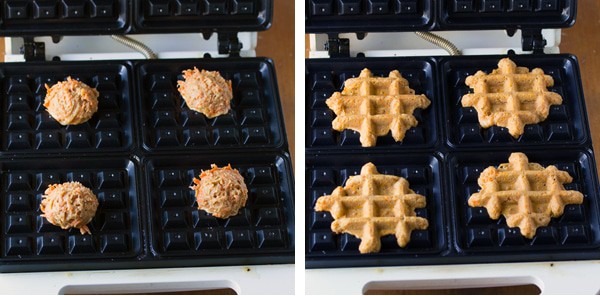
[305,0,600,293]
[0,1,294,294]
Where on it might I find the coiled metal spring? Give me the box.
[110,35,158,59]
[415,31,462,56]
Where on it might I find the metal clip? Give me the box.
[218,32,242,58]
[21,37,45,62]
[325,34,350,58]
[521,29,547,54]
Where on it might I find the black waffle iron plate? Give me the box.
[0,58,294,273]
[305,54,600,268]
[0,0,273,35]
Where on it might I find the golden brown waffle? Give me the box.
[461,58,563,138]
[468,153,584,239]
[315,163,429,253]
[326,69,431,147]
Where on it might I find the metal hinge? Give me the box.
[20,37,46,61]
[521,29,547,54]
[218,32,242,58]
[325,34,350,58]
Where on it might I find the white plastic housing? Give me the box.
[5,32,257,62]
[308,29,560,58]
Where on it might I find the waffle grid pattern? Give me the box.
[0,0,270,35]
[306,0,574,33]
[0,63,133,154]
[147,155,292,256]
[137,0,270,32]
[0,158,140,260]
[0,58,292,272]
[443,0,573,29]
[461,58,563,138]
[307,59,437,150]
[309,0,423,16]
[326,69,430,147]
[467,153,584,239]
[448,0,566,14]
[142,0,261,17]
[306,55,600,268]
[1,0,127,34]
[443,56,586,147]
[138,60,283,152]
[315,163,428,253]
[306,0,432,33]
[452,151,599,253]
[307,155,444,256]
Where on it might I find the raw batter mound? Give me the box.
[190,164,248,219]
[40,181,99,235]
[44,77,99,125]
[177,67,233,118]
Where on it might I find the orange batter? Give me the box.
[190,164,248,219]
[44,77,99,125]
[177,67,233,118]
[40,181,99,235]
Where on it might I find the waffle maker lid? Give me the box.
[0,0,273,36]
[306,0,576,33]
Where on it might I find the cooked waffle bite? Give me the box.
[326,69,431,147]
[468,152,584,239]
[315,162,429,253]
[461,58,563,138]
